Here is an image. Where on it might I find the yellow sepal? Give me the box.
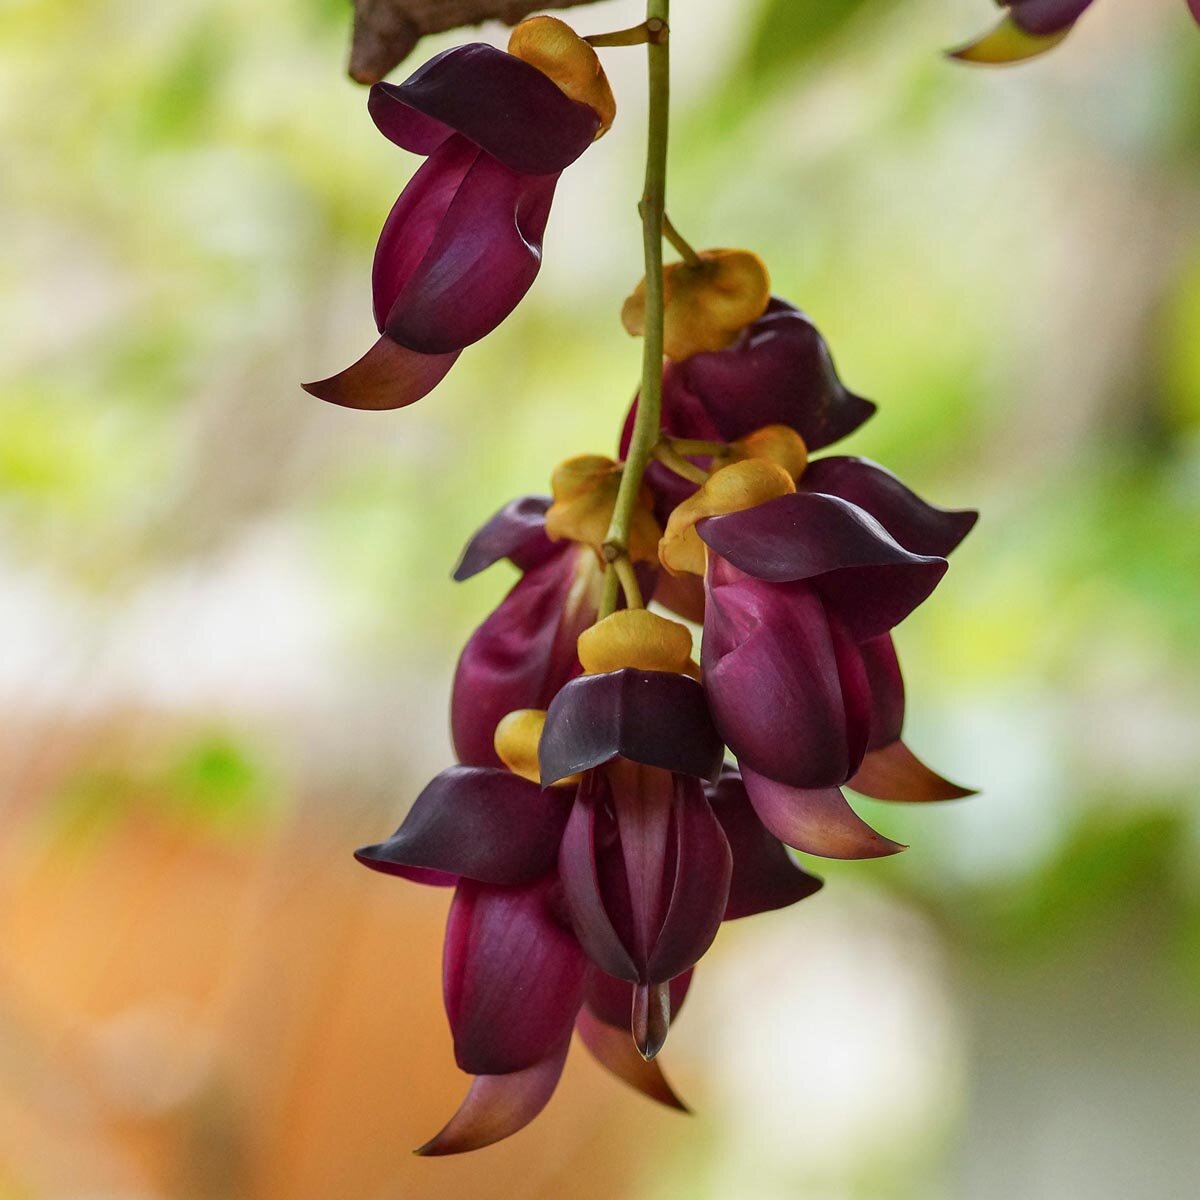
[545,455,661,563]
[659,459,795,576]
[622,249,771,362]
[577,609,694,676]
[724,424,809,480]
[509,16,616,137]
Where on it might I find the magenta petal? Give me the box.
[540,671,724,786]
[802,457,978,558]
[849,740,977,803]
[415,1040,569,1156]
[707,769,824,919]
[301,336,459,411]
[698,492,947,641]
[740,766,906,860]
[371,46,599,176]
[575,1007,689,1111]
[384,155,559,355]
[702,568,871,789]
[646,777,731,983]
[368,81,455,156]
[1189,0,1200,27]
[668,300,875,451]
[584,966,692,1031]
[354,767,572,886]
[861,634,906,751]
[443,877,586,1076]
[453,495,555,581]
[451,547,593,768]
[559,787,639,982]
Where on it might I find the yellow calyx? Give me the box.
[659,459,796,576]
[508,16,617,137]
[545,454,662,564]
[723,424,809,481]
[494,709,547,784]
[577,609,695,677]
[948,16,1072,66]
[622,249,771,362]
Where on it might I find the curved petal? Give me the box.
[861,633,906,751]
[702,569,872,789]
[443,877,586,1076]
[583,966,693,1031]
[301,336,459,411]
[372,135,480,330]
[558,784,639,982]
[370,45,600,176]
[849,740,976,803]
[415,1040,569,1156]
[575,1007,689,1111]
[451,547,597,768]
[646,777,731,983]
[540,670,724,786]
[697,492,947,641]
[707,770,824,919]
[384,156,560,355]
[1011,0,1095,36]
[802,457,977,558]
[452,495,555,581]
[949,15,1072,63]
[668,300,876,451]
[354,767,572,886]
[740,766,906,860]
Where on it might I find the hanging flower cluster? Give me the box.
[309,11,977,1157]
[953,0,1200,64]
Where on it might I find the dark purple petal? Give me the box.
[452,547,596,768]
[801,457,977,558]
[646,776,731,983]
[383,154,560,355]
[452,495,555,581]
[698,492,947,641]
[707,769,824,919]
[415,1039,569,1156]
[372,135,480,331]
[354,766,572,886]
[540,670,724,786]
[583,966,693,1031]
[667,300,876,451]
[301,336,459,411]
[370,45,599,176]
[740,766,906,860]
[849,740,976,803]
[1189,0,1200,28]
[702,569,872,788]
[574,1007,689,1111]
[443,877,586,1076]
[861,634,906,751]
[1010,0,1094,36]
[559,784,639,982]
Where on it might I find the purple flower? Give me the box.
[540,669,731,1057]
[304,39,609,411]
[450,495,603,768]
[953,0,1200,64]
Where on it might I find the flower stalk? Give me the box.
[599,0,671,619]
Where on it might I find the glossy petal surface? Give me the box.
[452,495,555,581]
[301,336,459,411]
[849,740,976,803]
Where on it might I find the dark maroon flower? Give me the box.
[304,44,606,411]
[356,764,688,1154]
[542,669,731,1057]
[450,495,603,768]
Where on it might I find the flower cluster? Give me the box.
[319,13,977,1159]
[953,0,1200,64]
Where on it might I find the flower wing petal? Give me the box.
[849,740,976,803]
[301,336,459,411]
[575,1007,689,1111]
[452,495,555,581]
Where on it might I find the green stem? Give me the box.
[599,0,670,619]
[663,213,701,267]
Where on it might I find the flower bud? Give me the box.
[622,250,771,362]
[659,459,795,576]
[577,610,695,676]
[545,455,662,563]
[509,16,617,137]
[724,424,809,480]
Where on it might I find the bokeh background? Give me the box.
[3,0,1200,1195]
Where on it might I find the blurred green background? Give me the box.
[2,0,1199,1196]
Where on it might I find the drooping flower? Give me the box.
[952,0,1200,65]
[355,762,689,1155]
[450,494,603,768]
[304,19,614,411]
